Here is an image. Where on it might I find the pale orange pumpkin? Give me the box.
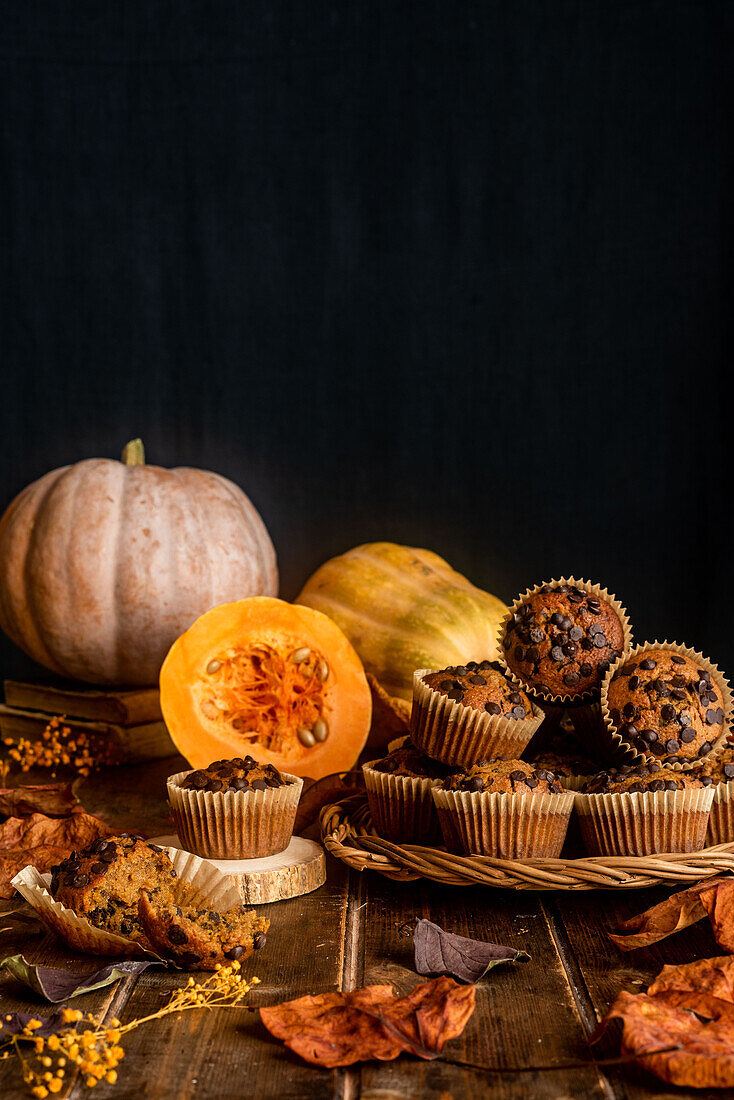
[0,440,277,685]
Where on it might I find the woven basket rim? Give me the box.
[320,793,734,891]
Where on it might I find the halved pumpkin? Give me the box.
[159,597,372,779]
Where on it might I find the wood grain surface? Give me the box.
[2,759,734,1099]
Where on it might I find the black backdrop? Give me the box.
[1,1,732,682]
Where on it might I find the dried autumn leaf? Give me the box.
[649,955,734,1005]
[602,989,734,1088]
[366,674,411,751]
[0,783,79,819]
[295,770,365,832]
[0,1010,73,1038]
[260,975,476,1068]
[0,955,158,1003]
[608,876,729,951]
[414,918,529,983]
[701,879,734,954]
[0,808,111,899]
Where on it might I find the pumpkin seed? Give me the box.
[297,726,316,748]
[291,647,311,664]
[317,660,329,682]
[207,660,222,675]
[312,718,329,743]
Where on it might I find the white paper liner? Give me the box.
[707,781,734,846]
[600,640,733,770]
[574,786,715,857]
[168,770,303,859]
[410,669,544,766]
[11,846,243,958]
[496,577,633,710]
[431,787,574,858]
[362,763,441,844]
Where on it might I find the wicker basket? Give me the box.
[321,795,734,891]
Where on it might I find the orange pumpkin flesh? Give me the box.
[160,597,372,779]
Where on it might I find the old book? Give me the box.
[0,704,175,764]
[3,680,162,727]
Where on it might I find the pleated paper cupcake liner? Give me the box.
[600,640,733,770]
[706,781,734,846]
[555,774,594,793]
[410,669,544,767]
[574,786,715,857]
[431,787,575,858]
[496,578,633,731]
[362,763,442,844]
[11,846,243,958]
[168,770,303,860]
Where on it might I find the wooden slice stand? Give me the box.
[154,834,327,904]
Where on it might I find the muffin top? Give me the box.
[370,739,449,780]
[180,757,288,793]
[502,584,625,699]
[422,661,533,720]
[50,834,170,896]
[693,743,734,785]
[441,759,564,794]
[528,750,597,779]
[606,648,727,761]
[582,761,705,794]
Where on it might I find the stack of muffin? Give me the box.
[363,577,732,859]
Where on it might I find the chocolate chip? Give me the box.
[678,712,692,727]
[454,665,468,676]
[510,770,527,782]
[672,688,686,701]
[639,659,657,671]
[628,675,640,690]
[671,676,686,689]
[551,612,565,627]
[706,709,721,725]
[563,671,580,686]
[208,779,223,793]
[447,689,464,702]
[665,739,680,754]
[641,729,658,743]
[179,952,201,968]
[649,779,665,792]
[469,674,486,685]
[530,628,545,644]
[524,776,538,789]
[439,679,453,691]
[466,661,478,671]
[628,782,644,793]
[563,642,578,657]
[527,647,540,661]
[230,777,249,791]
[680,727,696,743]
[512,705,527,718]
[254,932,267,950]
[468,776,484,791]
[514,646,525,662]
[580,662,593,677]
[168,925,188,945]
[660,704,676,722]
[724,764,734,778]
[665,781,679,792]
[623,702,637,719]
[99,846,117,863]
[569,626,583,641]
[251,779,268,791]
[224,945,245,959]
[550,646,564,662]
[699,742,712,757]
[592,633,607,649]
[485,701,501,715]
[72,873,89,887]
[671,655,686,664]
[619,723,638,739]
[90,863,106,874]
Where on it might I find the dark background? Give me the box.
[1,1,732,682]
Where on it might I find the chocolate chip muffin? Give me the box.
[168,759,303,860]
[696,744,734,786]
[441,759,564,794]
[410,663,544,766]
[181,757,287,793]
[138,891,269,971]
[605,647,728,762]
[422,662,533,720]
[502,583,626,699]
[528,751,598,791]
[582,763,705,795]
[431,758,574,858]
[50,835,179,946]
[364,741,449,844]
[692,744,734,845]
[575,758,715,856]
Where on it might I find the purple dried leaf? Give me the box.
[414,919,529,983]
[0,954,158,1002]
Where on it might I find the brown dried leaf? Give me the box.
[366,674,411,752]
[701,879,734,954]
[602,989,734,1088]
[608,876,729,951]
[0,784,79,819]
[260,975,476,1068]
[649,955,734,1005]
[0,808,111,899]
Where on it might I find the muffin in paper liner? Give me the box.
[599,640,732,770]
[168,769,303,859]
[706,781,734,846]
[574,786,715,857]
[362,762,442,844]
[496,578,633,732]
[410,669,545,767]
[11,845,243,959]
[430,787,574,858]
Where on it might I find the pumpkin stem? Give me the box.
[121,438,145,466]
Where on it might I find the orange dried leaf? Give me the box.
[366,674,411,752]
[0,783,79,818]
[608,876,729,951]
[0,807,111,899]
[649,956,734,1005]
[260,975,475,1068]
[603,990,734,1088]
[294,770,364,833]
[701,880,734,954]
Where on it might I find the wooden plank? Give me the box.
[357,874,616,1100]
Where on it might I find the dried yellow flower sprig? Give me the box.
[2,716,117,778]
[0,962,259,1097]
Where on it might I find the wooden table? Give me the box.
[2,756,733,1100]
